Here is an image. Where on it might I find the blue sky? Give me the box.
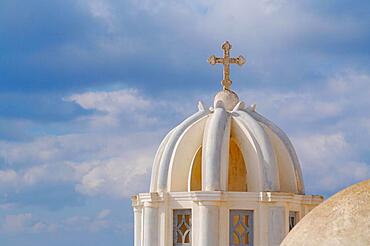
[0,0,370,245]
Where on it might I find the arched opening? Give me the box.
[228,138,247,191]
[190,147,202,191]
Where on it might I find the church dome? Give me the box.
[133,42,325,246]
[150,91,305,194]
[281,179,370,246]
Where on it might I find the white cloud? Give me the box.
[328,71,370,95]
[293,133,368,193]
[0,133,157,198]
[75,155,151,197]
[31,221,57,233]
[238,70,370,195]
[97,209,111,219]
[84,0,116,32]
[66,89,150,114]
[0,134,101,167]
[239,89,343,125]
[0,164,77,193]
[295,133,350,166]
[116,0,362,56]
[1,213,33,233]
[240,70,370,126]
[58,0,366,89]
[0,211,113,234]
[65,89,158,128]
[0,89,164,199]
[2,70,370,201]
[62,209,116,232]
[0,170,17,184]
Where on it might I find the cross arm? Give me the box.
[230,55,246,66]
[208,55,224,65]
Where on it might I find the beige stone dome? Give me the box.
[281,179,370,246]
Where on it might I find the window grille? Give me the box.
[229,210,254,246]
[173,209,192,246]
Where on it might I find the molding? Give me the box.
[135,191,323,206]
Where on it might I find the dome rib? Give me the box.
[203,101,230,191]
[234,110,280,191]
[247,109,305,194]
[150,128,175,192]
[167,115,208,192]
[231,116,265,191]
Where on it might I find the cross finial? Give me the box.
[208,41,246,90]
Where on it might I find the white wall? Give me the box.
[133,191,323,246]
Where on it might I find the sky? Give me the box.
[0,0,370,245]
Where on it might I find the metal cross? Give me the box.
[208,41,246,90]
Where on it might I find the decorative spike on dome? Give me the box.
[232,101,246,112]
[197,101,207,111]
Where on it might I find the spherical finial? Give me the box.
[214,89,239,111]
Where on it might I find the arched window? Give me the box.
[228,138,247,191]
[190,147,202,191]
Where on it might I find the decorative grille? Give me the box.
[173,209,192,246]
[229,210,254,246]
[289,211,299,231]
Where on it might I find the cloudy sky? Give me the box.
[1,0,370,245]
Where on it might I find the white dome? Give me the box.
[150,94,305,194]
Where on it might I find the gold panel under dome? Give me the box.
[190,147,202,191]
[190,139,247,192]
[228,139,247,192]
